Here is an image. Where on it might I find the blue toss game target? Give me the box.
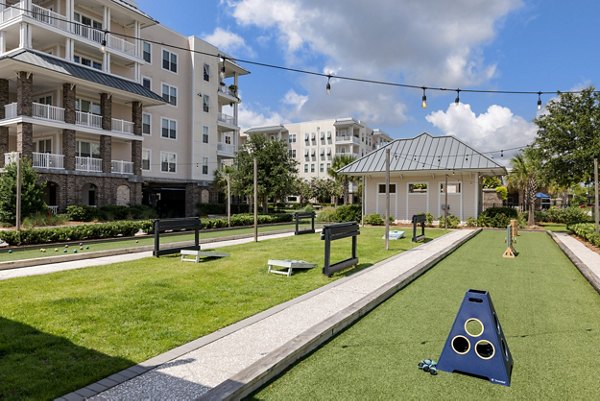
[437,289,513,386]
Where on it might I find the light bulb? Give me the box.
[421,88,427,109]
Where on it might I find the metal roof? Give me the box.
[339,133,507,176]
[5,50,165,104]
[244,125,288,134]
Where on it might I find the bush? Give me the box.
[425,212,434,226]
[22,212,67,229]
[481,207,518,219]
[65,205,97,222]
[364,214,384,225]
[466,217,477,227]
[569,223,600,247]
[316,207,338,223]
[438,214,460,228]
[540,207,590,225]
[335,204,362,223]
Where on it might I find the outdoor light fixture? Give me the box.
[100,31,107,53]
[455,89,461,106]
[421,87,427,108]
[326,75,332,95]
[537,91,542,110]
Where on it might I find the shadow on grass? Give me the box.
[0,317,133,401]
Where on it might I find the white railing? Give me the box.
[112,118,134,134]
[335,135,361,145]
[72,22,104,44]
[0,1,24,23]
[76,111,102,129]
[75,156,102,172]
[217,142,235,156]
[47,205,58,214]
[32,152,64,169]
[31,4,70,31]
[218,112,236,126]
[4,152,18,165]
[107,35,136,57]
[3,103,17,119]
[111,160,133,175]
[32,102,65,122]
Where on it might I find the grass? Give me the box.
[0,223,306,263]
[253,230,600,400]
[0,226,447,401]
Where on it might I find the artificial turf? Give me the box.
[0,226,446,401]
[253,230,600,400]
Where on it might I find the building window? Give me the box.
[320,163,324,172]
[203,95,210,112]
[203,63,210,81]
[225,135,231,144]
[304,133,309,142]
[409,183,428,193]
[378,184,397,194]
[161,83,177,106]
[310,164,315,173]
[441,183,461,194]
[76,140,100,158]
[160,152,176,173]
[142,149,151,171]
[162,49,178,73]
[142,113,151,135]
[289,134,296,143]
[161,118,177,139]
[142,77,151,90]
[34,138,52,153]
[289,149,296,158]
[304,164,308,173]
[202,126,209,143]
[143,41,151,63]
[202,157,209,174]
[74,55,102,70]
[75,99,101,115]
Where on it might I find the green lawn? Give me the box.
[0,226,446,401]
[253,230,600,400]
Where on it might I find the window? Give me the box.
[74,55,102,70]
[161,118,177,139]
[289,149,296,158]
[203,63,210,81]
[304,164,308,173]
[409,183,428,193]
[378,184,397,194]
[203,95,209,112]
[162,49,178,73]
[304,133,309,142]
[320,163,324,172]
[75,99,101,115]
[76,140,100,158]
[224,135,231,144]
[441,183,461,194]
[143,41,151,63]
[38,95,52,105]
[142,77,151,90]
[142,149,151,171]
[160,152,176,173]
[161,83,177,106]
[310,164,315,173]
[142,113,151,135]
[202,126,209,143]
[289,134,296,143]
[34,139,52,153]
[202,157,209,174]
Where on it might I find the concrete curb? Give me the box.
[199,228,482,401]
[547,230,600,294]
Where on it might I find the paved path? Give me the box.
[549,231,600,293]
[56,229,480,401]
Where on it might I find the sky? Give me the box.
[135,0,599,164]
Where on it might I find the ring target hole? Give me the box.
[451,336,470,354]
[475,340,495,359]
[465,318,484,337]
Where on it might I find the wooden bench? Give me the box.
[267,259,316,276]
[180,249,229,263]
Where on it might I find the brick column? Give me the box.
[62,83,76,171]
[16,71,32,117]
[0,79,8,168]
[131,101,142,176]
[100,135,112,173]
[17,122,33,160]
[101,93,112,131]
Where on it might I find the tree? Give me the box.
[534,87,600,187]
[230,135,298,213]
[0,158,47,224]
[508,148,543,226]
[482,176,502,189]
[327,154,356,205]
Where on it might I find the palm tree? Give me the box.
[327,154,357,205]
[508,148,543,226]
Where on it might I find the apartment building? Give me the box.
[244,118,392,182]
[0,0,248,217]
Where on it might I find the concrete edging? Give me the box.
[199,228,482,401]
[547,230,600,294]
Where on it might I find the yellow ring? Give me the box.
[475,340,496,360]
[464,318,485,337]
[451,335,471,355]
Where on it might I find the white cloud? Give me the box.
[282,90,308,112]
[238,104,287,131]
[202,27,255,56]
[426,103,536,163]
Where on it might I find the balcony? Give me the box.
[335,135,361,145]
[218,112,236,126]
[76,111,103,129]
[32,102,65,122]
[0,1,24,23]
[75,156,102,172]
[217,142,236,157]
[3,103,17,119]
[112,118,134,135]
[33,152,64,169]
[4,152,18,165]
[111,160,134,175]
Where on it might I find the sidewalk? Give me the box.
[549,231,600,293]
[54,229,480,401]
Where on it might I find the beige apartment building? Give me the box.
[0,0,247,217]
[243,118,392,200]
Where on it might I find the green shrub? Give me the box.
[466,217,477,227]
[335,204,362,223]
[438,214,460,228]
[65,205,97,222]
[425,212,434,226]
[569,223,600,247]
[22,212,68,229]
[316,207,339,223]
[540,207,590,225]
[364,214,384,225]
[481,207,518,219]
[477,215,492,227]
[491,213,511,229]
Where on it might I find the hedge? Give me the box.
[569,223,600,247]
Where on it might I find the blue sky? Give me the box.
[136,0,598,162]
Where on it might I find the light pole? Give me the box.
[254,156,258,242]
[594,156,599,234]
[16,152,21,231]
[385,148,390,250]
[226,173,231,228]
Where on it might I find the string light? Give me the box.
[100,31,107,54]
[455,89,461,106]
[421,87,427,109]
[326,75,332,95]
[537,91,542,110]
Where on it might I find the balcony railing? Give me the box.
[107,34,136,57]
[32,102,65,122]
[218,112,236,126]
[4,152,18,165]
[3,103,17,119]
[33,152,64,169]
[217,142,236,157]
[111,160,134,175]
[111,118,134,134]
[47,205,58,215]
[75,156,102,172]
[0,1,24,23]
[335,135,361,145]
[76,111,102,129]
[31,4,70,31]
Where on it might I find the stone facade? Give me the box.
[16,72,32,117]
[0,78,8,168]
[16,122,33,160]
[101,93,112,131]
[100,135,112,173]
[483,188,504,210]
[63,83,76,124]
